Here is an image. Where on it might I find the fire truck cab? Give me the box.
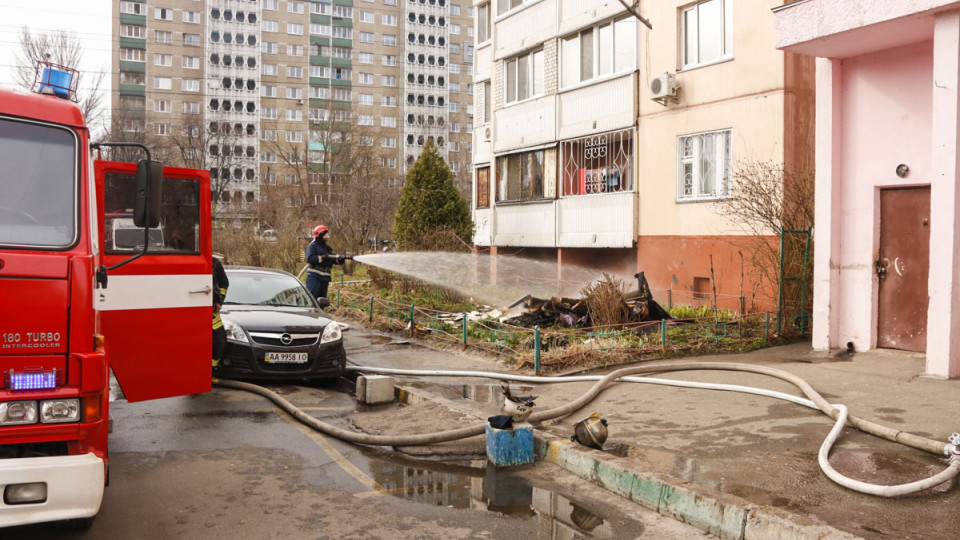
[0,66,212,528]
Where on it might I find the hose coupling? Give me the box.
[947,433,960,458]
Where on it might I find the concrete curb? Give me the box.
[395,384,862,540]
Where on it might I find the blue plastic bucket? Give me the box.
[39,68,72,98]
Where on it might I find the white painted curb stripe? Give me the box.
[96,273,211,311]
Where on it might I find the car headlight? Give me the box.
[222,318,249,343]
[320,322,342,344]
[40,399,80,423]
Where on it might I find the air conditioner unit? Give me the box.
[649,73,679,104]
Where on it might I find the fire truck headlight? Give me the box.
[320,322,342,344]
[40,399,80,423]
[0,401,38,425]
[222,318,249,343]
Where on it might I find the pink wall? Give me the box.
[833,41,934,350]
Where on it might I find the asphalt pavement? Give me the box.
[344,325,960,540]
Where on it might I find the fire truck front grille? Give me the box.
[0,441,68,459]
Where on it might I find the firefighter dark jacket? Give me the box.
[213,258,229,306]
[305,239,343,279]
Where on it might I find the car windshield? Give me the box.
[226,271,316,307]
[0,117,77,248]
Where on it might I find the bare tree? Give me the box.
[14,27,105,128]
[713,160,814,311]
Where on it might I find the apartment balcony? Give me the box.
[493,95,556,154]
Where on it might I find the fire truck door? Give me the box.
[94,161,212,402]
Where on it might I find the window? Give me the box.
[121,24,145,39]
[262,20,279,32]
[261,86,277,97]
[183,33,200,47]
[288,1,304,13]
[381,157,397,168]
[310,66,331,78]
[381,116,397,127]
[451,43,461,55]
[449,102,460,112]
[497,0,534,16]
[449,63,460,74]
[382,96,396,107]
[358,52,374,64]
[155,30,172,44]
[261,107,278,119]
[183,11,200,23]
[381,137,397,148]
[682,0,733,68]
[450,5,461,15]
[261,129,277,141]
[286,87,303,100]
[155,100,172,113]
[154,54,173,67]
[504,49,544,103]
[120,2,145,15]
[332,5,353,17]
[287,45,304,56]
[182,79,200,92]
[358,73,374,84]
[287,66,303,78]
[384,0,397,5]
[334,67,351,80]
[382,14,397,26]
[310,23,331,36]
[359,31,374,43]
[119,71,145,85]
[332,27,352,39]
[359,11,374,22]
[287,23,304,35]
[334,89,352,101]
[450,142,460,152]
[450,24,460,35]
[357,115,374,126]
[264,0,279,8]
[156,123,169,136]
[450,82,460,93]
[358,94,373,105]
[381,75,397,87]
[382,34,397,46]
[451,122,461,132]
[286,109,303,121]
[155,7,173,21]
[310,86,331,98]
[478,4,491,42]
[262,63,278,76]
[560,129,635,196]
[121,48,145,62]
[482,81,491,123]
[286,131,303,143]
[467,83,474,95]
[476,167,491,208]
[262,42,278,54]
[183,101,200,114]
[561,16,635,87]
[261,151,277,163]
[496,148,554,202]
[465,43,475,63]
[677,129,731,201]
[382,54,397,66]
[183,56,199,69]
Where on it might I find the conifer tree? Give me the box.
[393,139,473,250]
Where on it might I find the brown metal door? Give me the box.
[876,187,930,352]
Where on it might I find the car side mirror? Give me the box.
[316,297,331,309]
[133,159,163,228]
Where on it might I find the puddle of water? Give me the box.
[359,451,638,538]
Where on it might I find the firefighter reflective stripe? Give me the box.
[306,268,331,277]
[96,274,211,311]
[219,287,227,298]
[212,312,223,330]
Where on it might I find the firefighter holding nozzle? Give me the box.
[305,225,350,299]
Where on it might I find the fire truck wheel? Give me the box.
[57,516,96,531]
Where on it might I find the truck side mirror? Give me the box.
[133,159,163,229]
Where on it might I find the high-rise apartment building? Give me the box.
[112,0,475,220]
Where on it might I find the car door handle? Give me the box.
[190,285,212,294]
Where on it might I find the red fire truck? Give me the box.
[0,66,212,528]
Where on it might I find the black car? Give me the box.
[215,266,346,381]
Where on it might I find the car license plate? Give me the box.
[264,352,308,364]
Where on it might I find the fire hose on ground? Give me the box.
[214,361,960,497]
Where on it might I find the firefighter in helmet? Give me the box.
[212,255,229,371]
[305,225,344,299]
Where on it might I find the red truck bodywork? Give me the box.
[0,87,211,527]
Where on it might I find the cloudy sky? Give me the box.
[0,0,112,92]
